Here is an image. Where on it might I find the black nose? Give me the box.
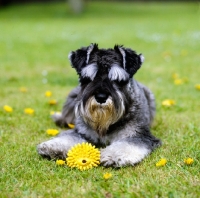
[95,93,109,104]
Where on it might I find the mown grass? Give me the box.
[0,1,200,197]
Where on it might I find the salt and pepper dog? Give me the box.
[37,43,161,167]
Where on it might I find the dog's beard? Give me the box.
[77,96,123,136]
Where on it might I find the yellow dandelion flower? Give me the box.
[172,73,188,84]
[45,91,52,97]
[195,84,200,90]
[156,158,167,167]
[24,108,34,115]
[56,159,66,165]
[184,158,194,165]
[49,99,57,105]
[19,87,28,93]
[68,123,75,129]
[66,142,100,171]
[3,105,13,113]
[103,172,112,179]
[162,99,175,107]
[46,129,59,136]
[174,78,184,85]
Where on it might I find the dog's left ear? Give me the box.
[114,45,144,77]
[68,43,98,75]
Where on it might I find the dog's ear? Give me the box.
[114,45,144,77]
[68,43,98,75]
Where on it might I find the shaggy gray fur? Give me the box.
[37,44,161,167]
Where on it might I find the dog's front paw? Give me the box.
[37,133,86,160]
[100,142,150,167]
[100,147,125,167]
[37,139,68,160]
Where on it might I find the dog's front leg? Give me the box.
[100,141,152,167]
[37,130,86,160]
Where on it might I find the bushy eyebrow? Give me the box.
[108,64,129,81]
[81,63,98,81]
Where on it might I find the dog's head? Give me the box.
[68,43,144,135]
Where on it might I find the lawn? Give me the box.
[0,1,200,197]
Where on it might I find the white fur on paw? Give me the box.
[37,135,86,160]
[100,142,150,167]
[37,138,69,159]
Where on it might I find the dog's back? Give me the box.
[137,82,156,125]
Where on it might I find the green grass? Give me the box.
[0,1,200,197]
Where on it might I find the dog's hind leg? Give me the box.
[52,86,81,127]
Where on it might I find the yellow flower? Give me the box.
[195,84,200,90]
[66,142,100,171]
[172,73,188,84]
[162,99,175,107]
[156,158,167,167]
[24,108,34,115]
[68,123,75,129]
[56,159,66,165]
[19,87,28,93]
[174,78,184,85]
[48,99,57,105]
[103,172,112,179]
[46,129,59,136]
[45,91,52,97]
[3,105,13,113]
[184,158,194,165]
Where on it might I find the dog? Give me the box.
[37,43,161,167]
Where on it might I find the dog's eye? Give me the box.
[114,80,129,86]
[80,77,92,85]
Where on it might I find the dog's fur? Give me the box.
[37,44,161,167]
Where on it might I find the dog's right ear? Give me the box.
[68,43,98,75]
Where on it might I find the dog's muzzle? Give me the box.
[76,86,126,136]
[77,93,118,136]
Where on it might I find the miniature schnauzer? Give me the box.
[37,43,161,167]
